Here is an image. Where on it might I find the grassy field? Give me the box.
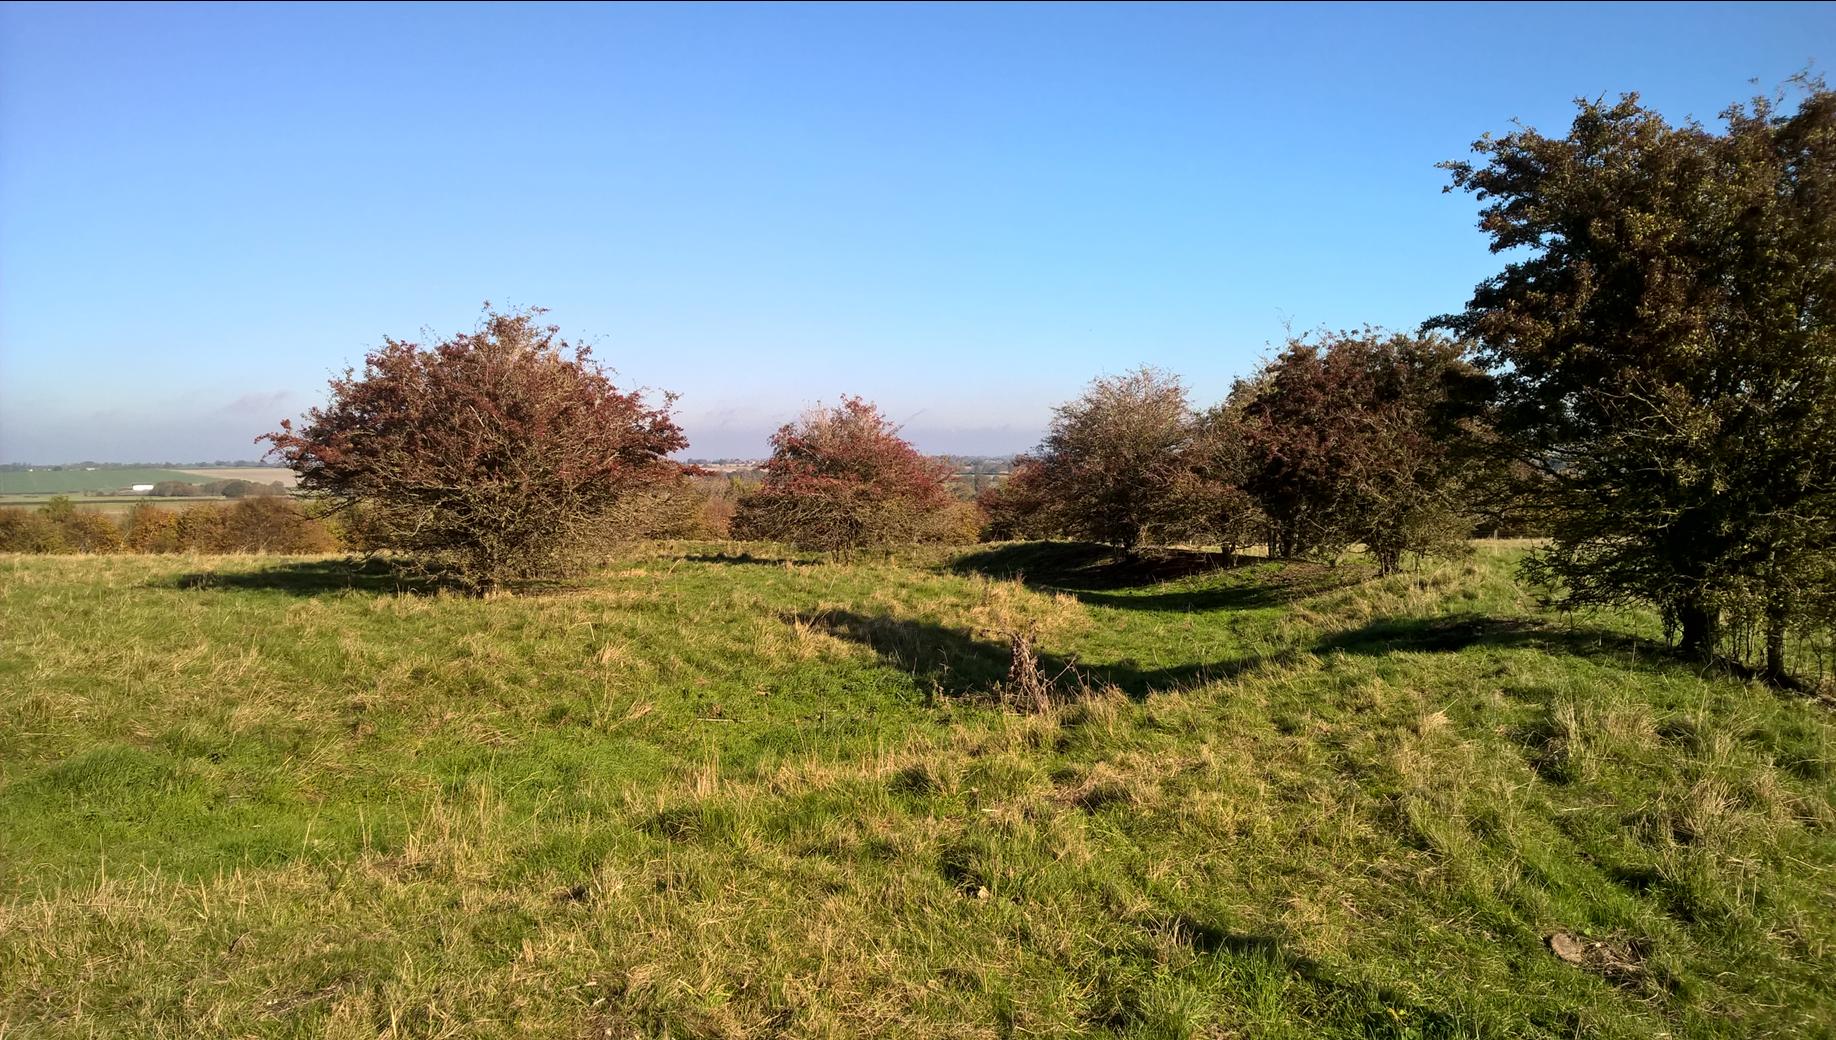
[1,542,1831,1038]
[178,468,300,487]
[0,468,220,494]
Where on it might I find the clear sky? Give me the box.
[1,2,1829,462]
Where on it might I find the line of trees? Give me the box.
[146,478,289,498]
[0,498,339,554]
[980,83,1836,682]
[979,329,1484,576]
[9,82,1825,684]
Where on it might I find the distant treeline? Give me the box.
[144,479,289,498]
[0,497,337,554]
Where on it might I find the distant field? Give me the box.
[0,495,230,514]
[0,467,216,494]
[178,467,297,487]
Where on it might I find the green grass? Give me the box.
[1,541,1831,1038]
[0,468,216,494]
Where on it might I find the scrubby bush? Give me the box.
[1238,331,1477,572]
[56,512,125,553]
[1161,403,1264,558]
[122,504,182,552]
[619,475,721,539]
[698,476,750,538]
[976,458,1055,541]
[32,497,123,554]
[210,497,339,553]
[0,509,65,552]
[931,499,989,546]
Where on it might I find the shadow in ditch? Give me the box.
[797,609,1282,702]
[952,541,1356,613]
[165,558,438,597]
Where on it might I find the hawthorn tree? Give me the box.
[1166,401,1264,561]
[1030,368,1194,553]
[263,307,688,590]
[1234,348,1345,560]
[731,397,960,554]
[1436,84,1836,670]
[976,457,1056,541]
[1239,331,1476,572]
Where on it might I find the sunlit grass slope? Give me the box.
[1,542,1831,1038]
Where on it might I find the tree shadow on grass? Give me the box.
[1074,574,1353,613]
[165,558,437,597]
[952,541,1356,613]
[1320,615,1822,696]
[952,541,1229,589]
[798,609,1281,702]
[1313,614,1673,665]
[1126,917,1463,1038]
[671,550,816,567]
[817,603,1702,708]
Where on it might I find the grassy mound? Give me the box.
[0,542,1831,1037]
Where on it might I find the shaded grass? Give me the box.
[0,542,1832,1038]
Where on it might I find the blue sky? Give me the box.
[1,2,1829,461]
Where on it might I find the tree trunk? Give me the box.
[1764,599,1789,684]
[1677,598,1720,662]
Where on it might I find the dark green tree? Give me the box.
[1436,84,1836,671]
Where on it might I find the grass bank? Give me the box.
[0,542,1831,1038]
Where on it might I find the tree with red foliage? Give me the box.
[976,456,1055,541]
[263,307,687,589]
[1240,329,1477,572]
[732,397,958,555]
